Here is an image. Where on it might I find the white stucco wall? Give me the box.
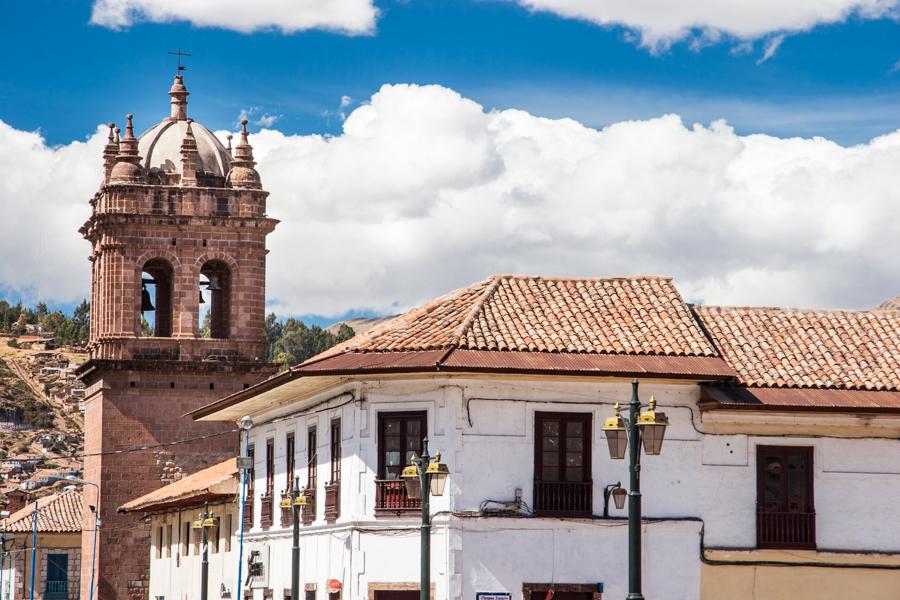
[148,503,241,600]
[217,375,900,600]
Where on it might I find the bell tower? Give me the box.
[78,75,277,600]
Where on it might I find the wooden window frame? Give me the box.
[282,433,296,527]
[243,444,255,531]
[756,445,815,549]
[522,583,601,600]
[302,425,318,525]
[260,438,275,529]
[325,418,342,522]
[533,411,593,517]
[375,411,426,516]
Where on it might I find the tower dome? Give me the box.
[136,75,232,185]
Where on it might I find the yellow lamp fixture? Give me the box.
[636,396,669,456]
[401,459,422,500]
[293,489,310,506]
[602,403,628,460]
[203,517,218,528]
[280,493,292,509]
[191,518,203,529]
[425,452,450,497]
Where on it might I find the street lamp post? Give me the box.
[193,502,216,600]
[602,379,669,600]
[236,416,254,600]
[281,476,308,600]
[401,438,450,600]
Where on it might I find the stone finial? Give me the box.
[226,133,233,157]
[168,75,190,121]
[114,127,120,144]
[233,119,255,164]
[109,114,145,184]
[226,118,261,189]
[180,118,199,186]
[102,122,120,185]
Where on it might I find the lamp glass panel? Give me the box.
[603,429,627,460]
[430,472,448,497]
[612,487,627,510]
[404,476,422,500]
[640,424,666,455]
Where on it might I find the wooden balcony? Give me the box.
[375,479,420,516]
[259,493,274,530]
[757,511,816,549]
[242,496,254,531]
[301,491,316,526]
[280,493,293,528]
[533,480,592,517]
[324,482,340,522]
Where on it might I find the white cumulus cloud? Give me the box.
[515,0,900,50]
[1,84,899,317]
[90,0,377,35]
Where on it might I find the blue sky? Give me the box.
[1,0,900,323]
[5,1,900,147]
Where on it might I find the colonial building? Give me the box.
[181,274,900,600]
[0,489,82,600]
[119,459,242,600]
[76,75,276,600]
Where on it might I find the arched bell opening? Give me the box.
[198,260,231,339]
[140,259,174,337]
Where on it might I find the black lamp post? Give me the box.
[602,379,669,600]
[195,502,217,600]
[401,437,449,600]
[281,476,308,600]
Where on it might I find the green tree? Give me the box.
[268,318,355,369]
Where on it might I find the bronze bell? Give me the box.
[141,285,155,313]
[199,290,206,304]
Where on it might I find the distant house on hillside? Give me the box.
[0,489,82,600]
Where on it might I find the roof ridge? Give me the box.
[696,304,898,316]
[501,273,673,282]
[452,275,504,346]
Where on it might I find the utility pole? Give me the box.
[28,501,37,600]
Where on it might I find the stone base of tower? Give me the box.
[78,359,274,600]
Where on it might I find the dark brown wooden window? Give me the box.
[243,445,255,531]
[260,439,275,529]
[757,446,815,549]
[533,412,592,516]
[282,433,296,527]
[375,411,426,515]
[325,419,341,522]
[301,426,317,525]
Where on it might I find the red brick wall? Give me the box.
[80,177,277,600]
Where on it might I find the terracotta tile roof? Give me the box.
[879,295,900,311]
[3,489,82,533]
[695,306,900,391]
[321,275,718,357]
[119,458,238,513]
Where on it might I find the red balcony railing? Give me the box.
[757,511,816,549]
[324,482,340,522]
[533,480,592,517]
[375,479,421,515]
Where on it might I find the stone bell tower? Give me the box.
[78,75,277,600]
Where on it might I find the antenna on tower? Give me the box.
[167,48,191,73]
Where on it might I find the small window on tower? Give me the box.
[140,258,174,338]
[198,260,231,339]
[216,197,230,216]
